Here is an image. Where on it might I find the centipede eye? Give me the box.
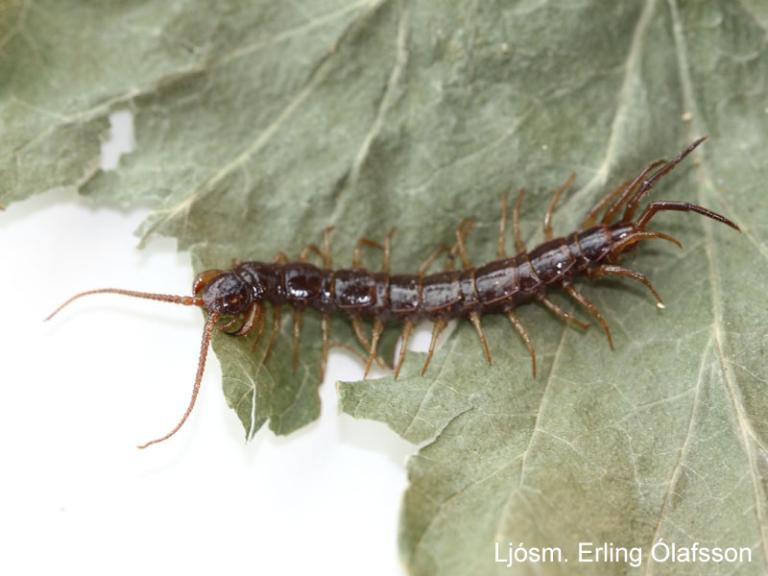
[193,269,224,295]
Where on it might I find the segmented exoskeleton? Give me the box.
[47,138,740,448]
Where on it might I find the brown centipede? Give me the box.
[46,137,740,449]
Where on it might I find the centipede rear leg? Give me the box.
[584,157,666,228]
[586,160,666,226]
[621,138,708,222]
[635,201,739,231]
[581,178,631,229]
[452,218,476,269]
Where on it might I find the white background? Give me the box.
[0,112,423,575]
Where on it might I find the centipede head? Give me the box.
[193,269,254,316]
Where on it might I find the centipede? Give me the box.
[46,138,740,449]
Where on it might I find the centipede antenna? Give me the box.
[45,288,203,321]
[137,312,220,449]
[600,161,666,225]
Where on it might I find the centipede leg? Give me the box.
[320,314,330,381]
[543,173,576,240]
[382,227,396,273]
[512,188,527,253]
[292,309,304,371]
[251,304,267,351]
[274,251,289,265]
[563,285,614,349]
[351,316,388,370]
[329,341,372,364]
[505,309,537,378]
[318,229,334,380]
[353,228,397,272]
[597,161,667,225]
[301,226,335,267]
[353,238,384,268]
[394,319,414,379]
[581,179,631,229]
[589,265,665,308]
[498,195,509,258]
[364,318,385,378]
[351,316,370,355]
[453,219,476,269]
[469,311,493,364]
[419,245,452,276]
[321,226,334,268]
[537,294,590,330]
[300,244,324,263]
[622,138,708,222]
[635,201,740,231]
[263,305,282,365]
[609,230,682,257]
[421,318,447,376]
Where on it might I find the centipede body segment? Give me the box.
[46,138,740,448]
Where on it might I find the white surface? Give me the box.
[0,113,416,575]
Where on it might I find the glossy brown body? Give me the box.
[221,223,634,321]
